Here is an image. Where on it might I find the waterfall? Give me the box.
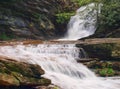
[0,2,119,89]
[0,44,120,89]
[62,3,101,40]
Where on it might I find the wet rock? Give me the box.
[0,57,51,87]
[79,43,120,60]
[85,60,120,77]
[0,59,45,78]
[0,73,19,86]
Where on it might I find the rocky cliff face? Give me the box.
[0,0,76,40]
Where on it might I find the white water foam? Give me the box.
[0,44,120,89]
[0,2,119,89]
[61,3,101,40]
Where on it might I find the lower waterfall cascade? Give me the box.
[0,44,120,89]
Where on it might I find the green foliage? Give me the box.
[72,0,101,6]
[0,33,15,40]
[98,62,115,77]
[0,33,10,40]
[99,0,120,29]
[99,68,115,76]
[56,12,75,24]
[97,0,120,34]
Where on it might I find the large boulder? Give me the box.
[0,57,51,88]
[78,43,120,60]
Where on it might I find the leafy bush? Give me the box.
[98,62,115,77]
[99,68,115,76]
[98,0,120,30]
[94,0,120,37]
[56,12,75,24]
[72,0,101,6]
[0,33,10,40]
[0,33,15,40]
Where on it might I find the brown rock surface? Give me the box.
[0,57,51,87]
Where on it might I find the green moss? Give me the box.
[0,60,50,87]
[4,62,24,74]
[17,77,51,86]
[0,73,20,86]
[0,72,51,87]
[8,72,50,86]
[0,68,10,74]
[0,62,11,74]
[0,60,45,79]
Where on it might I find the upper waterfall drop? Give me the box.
[63,3,100,40]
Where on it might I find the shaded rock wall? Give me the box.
[0,0,76,40]
[79,43,120,60]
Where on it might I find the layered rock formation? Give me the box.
[0,56,51,89]
[80,43,120,60]
[0,0,77,40]
[76,39,120,77]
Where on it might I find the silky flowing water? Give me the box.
[62,3,100,40]
[0,44,120,89]
[0,3,120,89]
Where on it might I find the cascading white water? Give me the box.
[0,2,119,89]
[62,3,101,40]
[0,44,120,89]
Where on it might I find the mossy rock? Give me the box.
[0,58,51,87]
[0,73,20,86]
[0,60,44,78]
[11,72,51,86]
[79,43,120,60]
[86,61,120,77]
